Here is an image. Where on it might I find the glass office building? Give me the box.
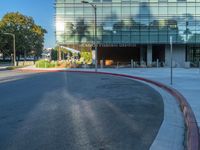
[55,0,200,66]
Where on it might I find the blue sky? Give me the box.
[0,0,55,48]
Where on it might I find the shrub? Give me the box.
[6,66,24,70]
[35,60,57,68]
[80,50,92,64]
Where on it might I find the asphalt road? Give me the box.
[0,71,164,150]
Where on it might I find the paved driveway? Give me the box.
[0,72,164,150]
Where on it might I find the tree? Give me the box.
[51,49,58,61]
[80,49,92,64]
[54,46,72,61]
[0,12,47,61]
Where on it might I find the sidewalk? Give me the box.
[0,63,12,71]
[0,66,7,71]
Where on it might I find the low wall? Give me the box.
[17,61,35,66]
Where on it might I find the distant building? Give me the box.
[42,48,52,60]
[55,0,200,67]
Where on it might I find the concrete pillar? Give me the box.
[165,45,170,67]
[140,46,146,67]
[165,45,186,67]
[147,45,152,66]
[92,50,95,65]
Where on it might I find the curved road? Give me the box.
[0,72,164,150]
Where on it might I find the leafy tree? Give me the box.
[50,49,58,61]
[0,12,47,61]
[80,49,92,64]
[53,46,72,60]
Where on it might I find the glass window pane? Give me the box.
[168,7,176,15]
[178,7,186,15]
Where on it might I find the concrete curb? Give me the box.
[0,68,7,71]
[18,68,200,150]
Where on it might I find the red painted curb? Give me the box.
[18,69,200,150]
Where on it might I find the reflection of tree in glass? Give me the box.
[113,21,124,32]
[75,19,90,43]
[66,18,90,44]
[65,22,75,37]
[184,28,192,42]
[112,17,140,34]
[188,34,200,43]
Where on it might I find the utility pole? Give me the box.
[4,33,16,66]
[82,0,98,72]
[170,36,173,85]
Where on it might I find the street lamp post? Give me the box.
[56,41,62,61]
[186,20,189,64]
[81,0,97,72]
[4,33,16,66]
[170,36,173,85]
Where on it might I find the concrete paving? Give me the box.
[0,71,164,150]
[145,82,185,150]
[0,70,39,83]
[0,66,7,71]
[0,64,11,71]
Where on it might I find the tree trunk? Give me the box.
[24,51,26,66]
[58,47,61,61]
[24,50,27,61]
[17,55,20,66]
[3,54,5,61]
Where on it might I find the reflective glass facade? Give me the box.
[55,0,200,45]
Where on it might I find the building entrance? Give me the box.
[98,46,140,66]
[187,46,200,66]
[152,45,165,63]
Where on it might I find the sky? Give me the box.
[0,0,55,48]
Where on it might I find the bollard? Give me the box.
[131,59,133,68]
[100,60,103,69]
[84,63,86,69]
[199,61,200,74]
[156,59,159,68]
